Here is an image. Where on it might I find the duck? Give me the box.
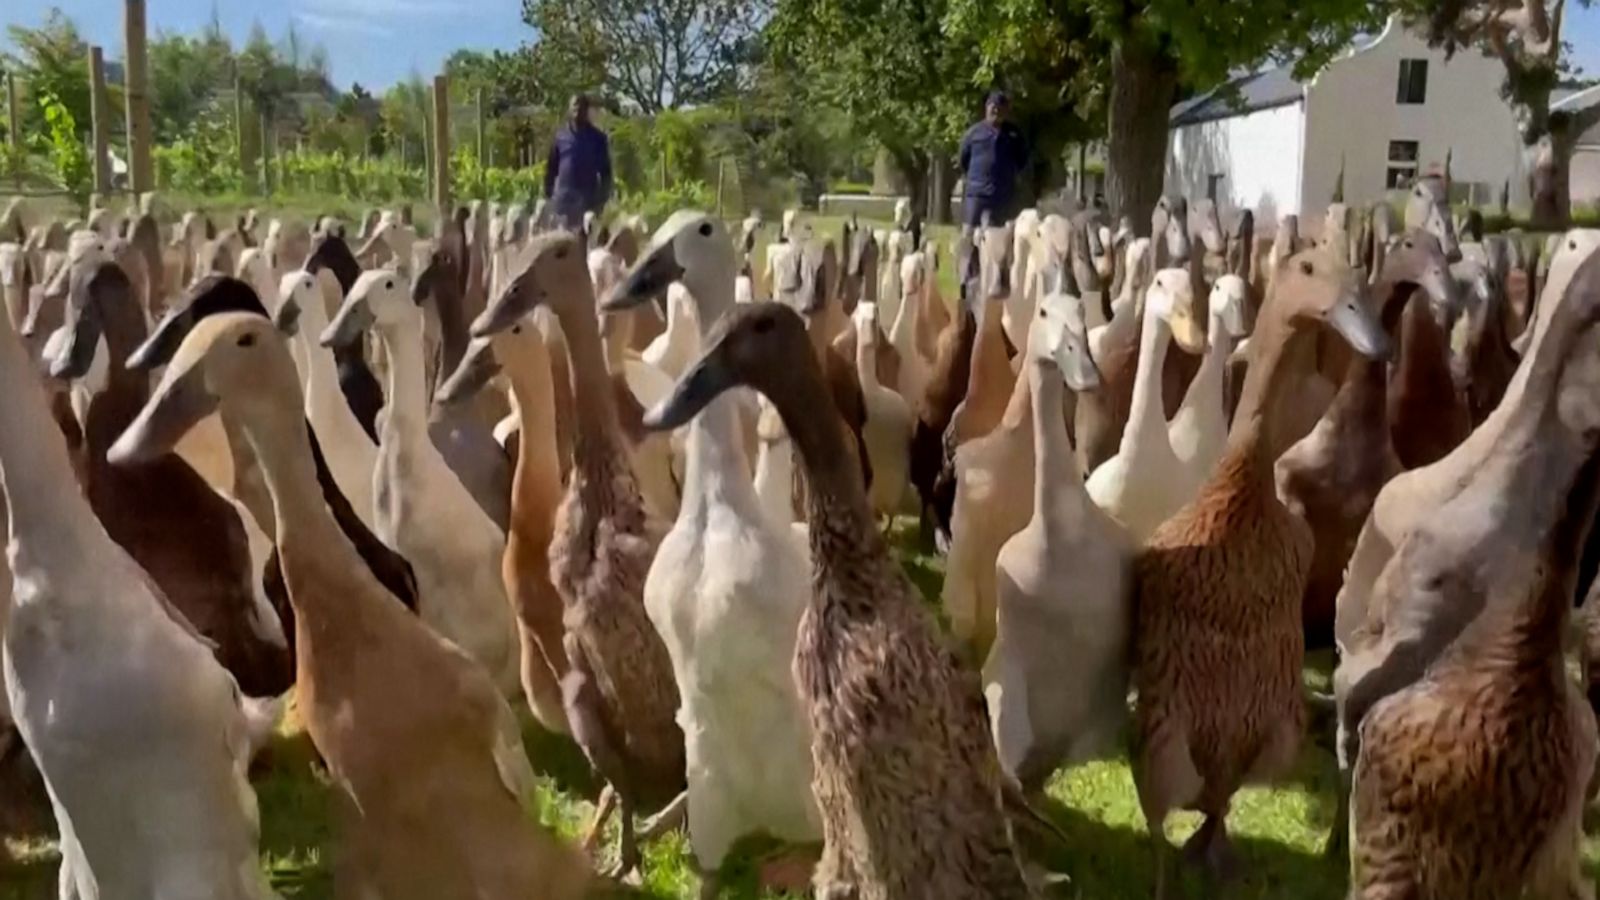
[1085,269,1206,543]
[754,394,801,527]
[985,290,1134,791]
[49,253,292,699]
[110,310,590,900]
[1347,248,1600,900]
[605,211,819,896]
[435,323,572,736]
[1167,274,1248,480]
[837,214,880,315]
[1335,230,1600,656]
[642,281,701,378]
[910,238,979,547]
[781,238,873,489]
[472,231,684,878]
[302,230,385,440]
[945,224,1020,454]
[1003,210,1041,348]
[1133,244,1390,897]
[321,270,518,690]
[1077,237,1152,474]
[1386,232,1472,470]
[0,264,278,900]
[854,301,914,521]
[1455,252,1519,427]
[1275,234,1452,649]
[889,250,934,401]
[642,301,1033,899]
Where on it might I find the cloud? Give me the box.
[293,11,396,37]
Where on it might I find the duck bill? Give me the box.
[1057,345,1101,393]
[642,352,734,432]
[321,296,373,349]
[602,243,683,314]
[127,307,190,371]
[272,293,302,337]
[49,298,101,381]
[435,338,501,406]
[107,364,218,466]
[1325,294,1392,361]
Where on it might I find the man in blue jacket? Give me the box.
[544,94,614,231]
[958,91,1029,227]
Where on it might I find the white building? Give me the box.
[1555,85,1600,209]
[1165,17,1527,226]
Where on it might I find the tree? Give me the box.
[148,28,234,141]
[3,9,93,140]
[767,0,976,219]
[521,0,767,113]
[1398,0,1597,224]
[944,0,1382,231]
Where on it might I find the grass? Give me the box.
[4,519,1596,899]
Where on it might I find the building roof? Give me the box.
[1553,84,1600,145]
[1170,65,1304,127]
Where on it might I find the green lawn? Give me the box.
[4,519,1594,899]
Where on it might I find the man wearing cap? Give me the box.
[544,94,614,231]
[958,91,1029,227]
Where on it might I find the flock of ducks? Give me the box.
[0,178,1597,899]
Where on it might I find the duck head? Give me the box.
[321,269,409,349]
[1209,275,1250,340]
[473,231,589,337]
[110,312,295,466]
[1030,291,1099,392]
[1381,230,1457,328]
[641,302,813,433]
[602,210,733,324]
[1276,246,1390,360]
[1146,269,1204,354]
[128,274,271,371]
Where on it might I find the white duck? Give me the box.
[854,301,914,521]
[603,210,819,893]
[1004,209,1042,348]
[753,394,799,528]
[642,282,701,379]
[1167,274,1249,478]
[987,290,1134,789]
[322,270,519,691]
[0,260,277,900]
[1086,268,1206,542]
[889,251,933,401]
[275,269,381,530]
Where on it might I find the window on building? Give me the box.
[1207,174,1225,203]
[1397,59,1429,104]
[1386,139,1421,189]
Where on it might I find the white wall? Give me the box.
[1299,18,1526,222]
[1574,146,1600,209]
[1166,102,1305,224]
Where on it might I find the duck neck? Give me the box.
[1125,304,1172,446]
[376,313,431,445]
[240,397,342,552]
[1189,309,1233,403]
[0,318,96,550]
[504,340,563,528]
[682,395,757,519]
[553,294,629,468]
[771,364,881,575]
[1029,360,1086,523]
[294,300,343,414]
[1228,302,1310,478]
[855,325,881,391]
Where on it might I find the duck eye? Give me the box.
[511,325,522,335]
[754,315,776,334]
[385,279,394,290]
[1300,260,1314,276]
[237,332,256,348]
[555,247,569,260]
[699,222,714,237]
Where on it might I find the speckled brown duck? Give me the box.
[1276,232,1453,648]
[472,231,683,879]
[643,301,1032,900]
[1348,247,1600,900]
[1133,245,1389,898]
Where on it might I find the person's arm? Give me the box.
[959,129,973,176]
[544,134,560,200]
[596,132,614,210]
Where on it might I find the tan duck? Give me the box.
[1347,249,1600,900]
[1386,232,1472,470]
[642,302,1032,899]
[472,231,683,878]
[111,311,589,900]
[1276,234,1453,648]
[945,224,1020,452]
[986,290,1134,790]
[911,237,980,544]
[436,323,572,736]
[1133,245,1389,897]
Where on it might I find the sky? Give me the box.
[2,0,529,89]
[3,1,1600,91]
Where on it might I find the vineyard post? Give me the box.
[88,46,111,195]
[123,0,153,193]
[432,74,451,213]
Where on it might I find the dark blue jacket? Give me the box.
[544,123,614,217]
[959,120,1028,205]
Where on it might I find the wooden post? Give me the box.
[432,74,450,212]
[715,157,726,218]
[259,111,273,194]
[88,46,112,195]
[123,0,154,193]
[5,72,20,189]
[476,87,486,197]
[235,76,255,193]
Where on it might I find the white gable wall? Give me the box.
[1166,102,1305,224]
[1299,19,1526,222]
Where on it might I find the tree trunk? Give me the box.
[892,148,930,222]
[1529,104,1598,228]
[1107,37,1176,237]
[930,153,953,225]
